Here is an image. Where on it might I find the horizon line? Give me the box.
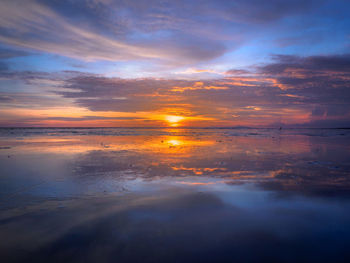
[0,126,350,129]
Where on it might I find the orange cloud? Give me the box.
[171,81,228,92]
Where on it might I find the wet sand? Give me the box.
[1,128,350,262]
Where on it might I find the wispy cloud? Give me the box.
[0,0,338,68]
[0,0,226,65]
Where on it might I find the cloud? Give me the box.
[53,53,350,127]
[225,69,251,75]
[0,0,227,65]
[171,82,229,92]
[0,0,333,67]
[0,95,13,102]
[39,116,142,121]
[0,62,8,71]
[257,54,350,126]
[258,54,350,104]
[205,0,323,24]
[0,47,29,59]
[1,52,350,127]
[260,54,350,75]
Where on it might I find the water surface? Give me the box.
[1,128,350,262]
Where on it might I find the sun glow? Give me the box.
[165,115,184,126]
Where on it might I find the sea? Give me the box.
[0,127,350,262]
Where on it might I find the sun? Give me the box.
[165,115,184,127]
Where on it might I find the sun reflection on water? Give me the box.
[167,139,182,146]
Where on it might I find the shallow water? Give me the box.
[1,128,350,262]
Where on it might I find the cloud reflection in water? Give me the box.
[0,128,350,262]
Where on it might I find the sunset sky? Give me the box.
[0,0,350,127]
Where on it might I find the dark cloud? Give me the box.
[61,76,184,98]
[57,76,190,112]
[258,54,350,104]
[261,54,350,74]
[0,62,8,71]
[225,69,251,75]
[0,47,29,59]
[0,95,13,102]
[205,0,323,24]
[0,92,71,108]
[46,116,142,121]
[257,54,350,127]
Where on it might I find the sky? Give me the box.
[0,0,350,127]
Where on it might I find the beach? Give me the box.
[0,128,350,262]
